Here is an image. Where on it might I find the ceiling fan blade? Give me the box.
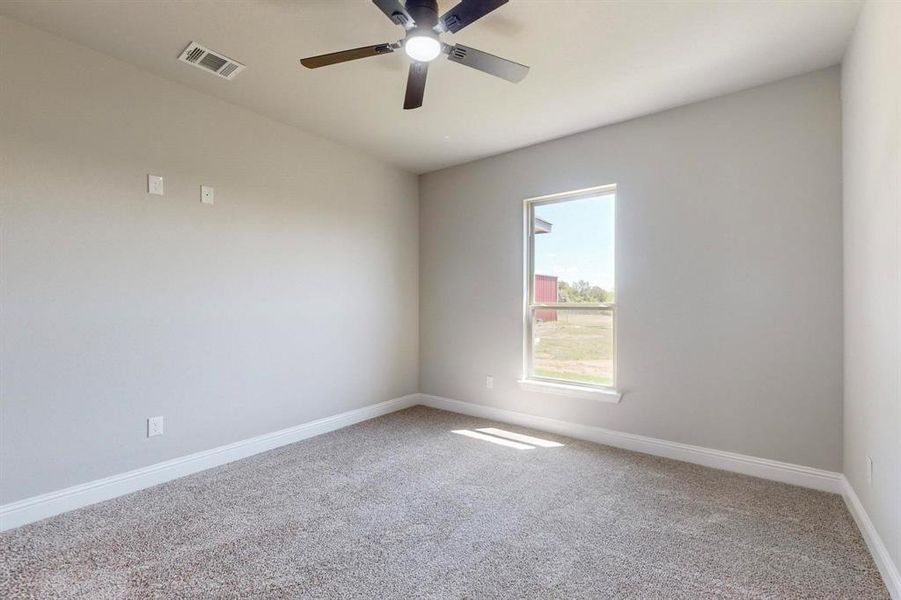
[446,44,528,83]
[300,43,396,69]
[436,0,508,34]
[372,0,415,29]
[404,62,428,110]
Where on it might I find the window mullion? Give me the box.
[529,304,616,310]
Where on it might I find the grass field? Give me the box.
[533,309,613,386]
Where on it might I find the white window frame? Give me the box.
[520,184,621,402]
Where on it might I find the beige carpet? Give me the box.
[0,406,889,599]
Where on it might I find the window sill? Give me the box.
[517,379,623,403]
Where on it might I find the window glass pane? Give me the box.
[533,194,615,304]
[531,309,613,386]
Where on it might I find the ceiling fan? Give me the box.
[300,0,529,110]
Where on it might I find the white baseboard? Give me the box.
[418,394,844,494]
[0,394,419,532]
[841,476,901,599]
[4,391,895,597]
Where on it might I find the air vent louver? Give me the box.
[184,47,204,63]
[218,63,239,78]
[178,42,245,80]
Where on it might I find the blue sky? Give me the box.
[534,194,615,290]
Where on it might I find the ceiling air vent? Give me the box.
[178,42,245,80]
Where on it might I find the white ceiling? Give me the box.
[0,0,862,173]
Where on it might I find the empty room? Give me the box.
[1,0,898,598]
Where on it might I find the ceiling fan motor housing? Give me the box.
[404,0,439,30]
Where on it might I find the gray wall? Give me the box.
[420,68,844,471]
[0,17,419,504]
[842,0,901,575]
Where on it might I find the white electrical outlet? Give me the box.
[200,185,214,205]
[486,376,494,389]
[865,455,873,485]
[147,175,164,196]
[147,416,164,438]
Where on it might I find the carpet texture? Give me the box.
[0,406,889,599]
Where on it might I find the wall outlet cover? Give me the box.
[147,416,164,438]
[486,376,494,389]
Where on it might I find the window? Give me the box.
[523,186,617,393]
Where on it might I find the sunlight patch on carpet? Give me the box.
[451,429,535,450]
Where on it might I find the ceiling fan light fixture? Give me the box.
[299,1,527,109]
[404,33,441,62]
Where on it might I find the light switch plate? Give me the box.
[200,185,214,205]
[147,175,164,196]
